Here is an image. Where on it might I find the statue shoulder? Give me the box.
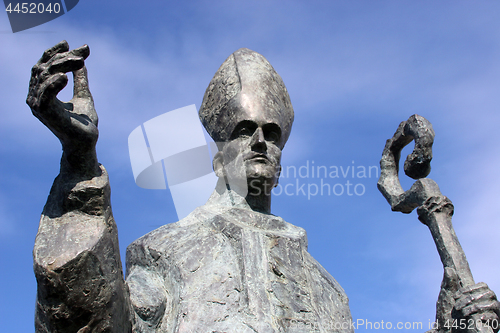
[304,250,349,304]
[126,207,213,266]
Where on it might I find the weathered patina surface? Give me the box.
[28,41,499,333]
[378,115,500,333]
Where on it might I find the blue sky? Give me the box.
[1,1,499,331]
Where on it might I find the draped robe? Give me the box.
[126,197,353,332]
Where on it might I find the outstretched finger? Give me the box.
[68,44,90,60]
[72,66,92,99]
[69,45,91,97]
[48,56,85,75]
[39,40,69,64]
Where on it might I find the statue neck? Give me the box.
[209,178,272,214]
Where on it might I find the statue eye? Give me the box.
[263,124,281,144]
[231,121,257,139]
[265,131,280,143]
[238,127,254,137]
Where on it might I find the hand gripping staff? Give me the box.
[378,115,493,333]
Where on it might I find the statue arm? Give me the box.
[378,115,500,333]
[126,265,169,332]
[28,41,132,332]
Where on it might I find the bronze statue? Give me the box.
[27,41,499,332]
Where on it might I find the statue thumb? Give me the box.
[442,267,460,295]
[435,267,460,331]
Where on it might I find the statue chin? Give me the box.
[246,161,278,180]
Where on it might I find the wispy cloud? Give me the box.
[2,2,500,331]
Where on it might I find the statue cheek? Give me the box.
[226,140,248,162]
[269,147,282,165]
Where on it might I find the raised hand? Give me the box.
[27,41,99,177]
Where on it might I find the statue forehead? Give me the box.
[231,92,284,127]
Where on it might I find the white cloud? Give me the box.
[2,2,500,331]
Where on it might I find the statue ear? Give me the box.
[213,151,224,178]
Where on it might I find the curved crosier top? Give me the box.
[199,48,294,148]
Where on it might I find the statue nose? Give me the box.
[250,128,266,152]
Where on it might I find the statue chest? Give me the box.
[128,213,352,332]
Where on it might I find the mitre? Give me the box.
[199,48,294,148]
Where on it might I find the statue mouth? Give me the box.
[245,153,271,163]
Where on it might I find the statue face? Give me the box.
[216,92,283,193]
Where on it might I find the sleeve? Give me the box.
[126,231,182,333]
[126,266,168,332]
[33,165,132,332]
